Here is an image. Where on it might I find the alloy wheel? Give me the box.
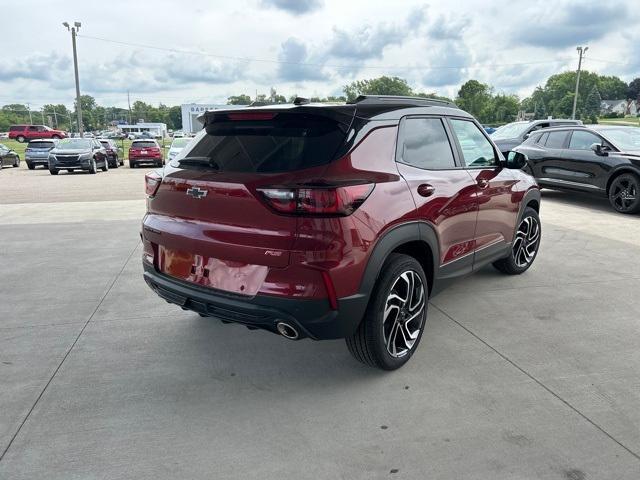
[610,177,638,212]
[513,216,540,268]
[382,270,426,358]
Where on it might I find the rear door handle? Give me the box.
[417,184,435,197]
[477,178,489,189]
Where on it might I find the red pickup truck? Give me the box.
[9,125,67,142]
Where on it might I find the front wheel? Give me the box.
[88,159,97,174]
[16,136,25,143]
[346,253,428,370]
[608,173,640,214]
[13,156,20,168]
[493,207,541,275]
[101,159,109,172]
[27,162,35,170]
[49,168,59,175]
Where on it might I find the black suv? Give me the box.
[510,124,640,213]
[491,119,583,156]
[48,138,109,175]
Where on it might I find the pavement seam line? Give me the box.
[0,240,140,463]
[431,302,640,463]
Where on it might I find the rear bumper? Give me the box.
[131,156,162,162]
[25,156,49,165]
[142,262,367,340]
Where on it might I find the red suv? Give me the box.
[141,96,541,370]
[9,125,67,142]
[129,139,163,168]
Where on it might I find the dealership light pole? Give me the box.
[63,21,84,136]
[571,46,588,120]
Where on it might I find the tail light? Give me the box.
[257,184,374,216]
[145,171,162,197]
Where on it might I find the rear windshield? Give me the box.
[132,141,157,148]
[181,113,348,173]
[28,141,54,148]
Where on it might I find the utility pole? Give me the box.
[26,103,33,124]
[41,109,46,125]
[63,21,84,136]
[571,46,588,120]
[127,91,132,124]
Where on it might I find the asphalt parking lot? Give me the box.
[1,164,639,479]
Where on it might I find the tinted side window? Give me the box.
[545,131,567,148]
[450,119,497,167]
[537,132,549,145]
[568,130,601,150]
[397,117,455,169]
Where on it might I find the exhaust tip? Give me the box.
[276,322,299,340]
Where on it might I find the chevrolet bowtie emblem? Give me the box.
[186,187,208,199]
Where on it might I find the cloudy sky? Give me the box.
[1,0,638,109]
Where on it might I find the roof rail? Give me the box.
[348,95,458,108]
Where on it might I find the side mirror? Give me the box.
[590,143,608,156]
[523,133,530,140]
[507,151,527,169]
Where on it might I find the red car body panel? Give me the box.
[8,125,66,141]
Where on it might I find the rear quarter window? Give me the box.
[545,131,568,148]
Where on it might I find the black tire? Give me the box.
[27,162,35,170]
[52,135,61,140]
[101,159,109,172]
[608,173,640,214]
[119,158,124,166]
[67,169,74,173]
[130,160,136,168]
[88,159,97,174]
[346,253,428,370]
[13,156,20,168]
[16,135,25,143]
[493,207,541,275]
[111,156,119,168]
[49,168,59,175]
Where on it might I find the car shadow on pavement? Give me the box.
[540,189,615,214]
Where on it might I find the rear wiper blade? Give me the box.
[176,156,220,170]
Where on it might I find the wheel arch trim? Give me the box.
[358,221,440,299]
[605,167,640,194]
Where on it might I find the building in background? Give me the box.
[118,122,168,137]
[181,104,248,133]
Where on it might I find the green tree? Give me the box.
[628,78,640,102]
[343,76,413,101]
[597,75,628,100]
[584,85,602,123]
[491,94,520,123]
[227,94,252,105]
[455,80,493,122]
